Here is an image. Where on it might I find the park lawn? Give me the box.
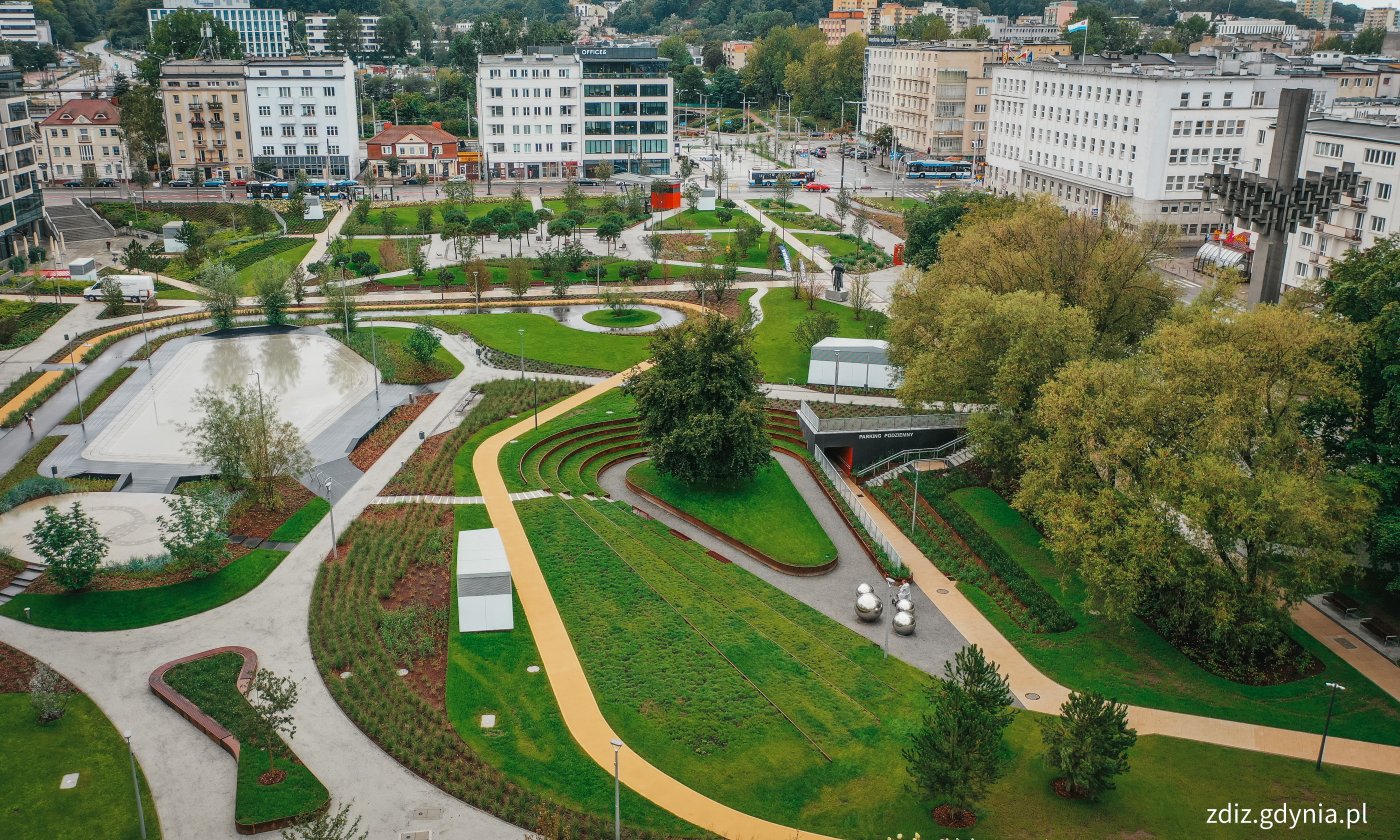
[446,566,704,836]
[581,308,660,328]
[0,694,162,840]
[659,231,770,269]
[629,459,836,567]
[328,325,463,385]
[365,201,500,234]
[857,196,921,212]
[268,496,330,542]
[232,240,313,292]
[973,714,1400,839]
[0,549,288,631]
[0,301,73,351]
[948,486,1400,747]
[656,208,741,230]
[542,197,642,228]
[62,366,136,424]
[0,435,62,494]
[155,285,204,300]
[420,312,649,372]
[163,652,327,827]
[752,289,868,384]
[793,231,861,259]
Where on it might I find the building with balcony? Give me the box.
[39,97,128,182]
[158,59,251,182]
[148,0,289,58]
[1043,1,1078,28]
[366,122,459,179]
[305,13,379,55]
[921,2,982,33]
[246,55,358,179]
[0,55,44,260]
[1362,7,1398,31]
[722,40,753,71]
[477,45,673,181]
[0,2,49,43]
[984,53,1338,240]
[1296,0,1333,27]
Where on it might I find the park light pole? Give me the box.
[369,316,380,402]
[840,99,866,194]
[518,328,525,380]
[611,738,624,840]
[473,270,480,314]
[323,476,338,559]
[1316,681,1346,770]
[123,731,148,839]
[63,333,86,428]
[832,349,840,403]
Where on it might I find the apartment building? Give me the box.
[876,3,920,33]
[1296,0,1333,27]
[1242,117,1399,293]
[1362,7,1398,31]
[305,14,380,55]
[984,54,1337,238]
[0,2,49,43]
[722,41,752,71]
[148,0,289,58]
[0,55,44,260]
[862,42,1073,158]
[246,55,359,179]
[366,123,459,179]
[476,45,674,180]
[1043,1,1078,28]
[921,2,981,32]
[1214,18,1297,39]
[158,59,251,182]
[820,11,866,46]
[39,98,128,182]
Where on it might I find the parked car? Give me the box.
[697,152,720,161]
[813,147,828,159]
[803,182,832,192]
[202,178,226,188]
[95,178,117,188]
[83,274,155,302]
[401,176,423,185]
[230,178,248,186]
[447,174,468,183]
[572,177,601,186]
[809,131,825,138]
[167,179,192,188]
[61,180,83,188]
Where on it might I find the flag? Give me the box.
[1067,19,1088,33]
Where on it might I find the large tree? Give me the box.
[1017,303,1375,679]
[1040,691,1137,801]
[182,383,313,507]
[627,313,771,486]
[26,503,107,591]
[149,9,244,60]
[901,191,1012,270]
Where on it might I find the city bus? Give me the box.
[905,159,974,180]
[748,167,818,187]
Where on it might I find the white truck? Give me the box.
[83,274,155,302]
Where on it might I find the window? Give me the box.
[614,121,638,135]
[584,121,611,135]
[640,101,667,116]
[1365,148,1397,166]
[616,102,637,116]
[639,121,667,135]
[585,102,612,116]
[1179,92,1190,107]
[323,86,335,97]
[260,126,273,137]
[1372,216,1387,233]
[300,87,313,97]
[284,144,297,155]
[257,87,268,97]
[304,126,318,136]
[328,144,340,155]
[1316,141,1344,158]
[278,86,291,97]
[584,139,612,154]
[641,138,667,153]
[640,84,667,97]
[1223,92,1234,107]
[561,142,575,153]
[1300,231,1314,248]
[488,87,502,97]
[282,126,296,137]
[327,126,338,136]
[1201,93,1212,107]
[613,84,637,96]
[325,105,336,116]
[302,105,316,117]
[583,84,610,97]
[280,104,293,117]
[1379,183,1393,200]
[262,145,275,155]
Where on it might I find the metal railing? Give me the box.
[812,444,902,570]
[798,401,971,434]
[856,434,970,481]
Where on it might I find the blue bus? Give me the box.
[906,160,974,180]
[748,167,817,187]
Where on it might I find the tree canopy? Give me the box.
[149,9,245,60]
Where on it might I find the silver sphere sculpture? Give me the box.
[856,582,874,596]
[895,598,915,613]
[855,592,884,622]
[893,610,916,636]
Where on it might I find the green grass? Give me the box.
[364,201,501,234]
[655,209,743,230]
[792,231,860,258]
[0,301,75,350]
[948,486,1400,746]
[629,460,836,567]
[419,313,649,372]
[581,308,660,328]
[0,436,60,495]
[155,286,205,300]
[328,325,463,384]
[268,496,330,542]
[163,652,327,826]
[856,196,921,212]
[0,694,162,839]
[232,240,313,290]
[446,556,702,835]
[62,366,136,424]
[0,549,288,631]
[343,237,421,273]
[751,290,867,384]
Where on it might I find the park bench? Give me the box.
[1324,591,1363,617]
[1362,617,1397,646]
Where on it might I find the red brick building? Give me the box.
[365,122,460,180]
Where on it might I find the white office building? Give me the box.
[0,2,47,43]
[477,45,674,180]
[985,54,1337,238]
[305,14,379,55]
[149,0,289,58]
[245,55,359,179]
[1214,18,1297,39]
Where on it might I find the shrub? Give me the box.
[29,663,72,724]
[0,477,71,514]
[714,207,733,223]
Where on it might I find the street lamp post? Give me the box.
[323,477,338,559]
[611,738,624,840]
[1316,681,1346,770]
[65,333,86,427]
[123,731,148,839]
[473,270,480,314]
[882,576,895,658]
[518,328,525,379]
[832,349,840,403]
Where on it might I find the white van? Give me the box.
[83,274,155,302]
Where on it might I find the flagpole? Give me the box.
[1081,21,1089,66]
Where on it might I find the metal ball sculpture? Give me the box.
[856,582,874,596]
[855,591,884,622]
[895,598,915,613]
[893,610,916,636]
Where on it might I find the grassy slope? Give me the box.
[421,313,649,372]
[233,241,314,290]
[268,496,330,542]
[0,549,288,631]
[0,694,162,840]
[628,460,836,567]
[751,289,867,384]
[330,325,463,384]
[950,486,1400,746]
[0,435,61,494]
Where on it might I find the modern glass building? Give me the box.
[148,0,289,58]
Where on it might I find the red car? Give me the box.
[803,182,831,192]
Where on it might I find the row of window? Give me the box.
[1023,126,1136,159]
[261,145,343,156]
[1178,91,1237,108]
[486,106,576,117]
[255,86,338,98]
[583,84,668,98]
[1025,150,1137,187]
[49,145,122,159]
[1165,174,1205,192]
[583,139,669,154]
[486,67,574,79]
[1030,79,1145,107]
[582,121,668,136]
[47,127,116,138]
[1027,103,1141,134]
[258,125,339,137]
[1170,119,1248,136]
[483,87,573,99]
[1166,147,1243,165]
[584,101,669,116]
[1317,143,1400,167]
[255,104,339,117]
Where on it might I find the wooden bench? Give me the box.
[1362,617,1398,646]
[1324,591,1363,617]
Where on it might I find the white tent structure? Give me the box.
[807,337,895,390]
[455,528,514,633]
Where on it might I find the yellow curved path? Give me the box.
[474,368,840,840]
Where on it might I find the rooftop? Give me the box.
[1306,117,1400,144]
[40,97,119,126]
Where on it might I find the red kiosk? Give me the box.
[650,179,682,212]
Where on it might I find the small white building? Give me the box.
[456,528,514,633]
[807,337,896,390]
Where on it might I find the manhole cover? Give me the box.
[1025,692,1040,701]
[936,588,949,594]
[399,831,433,840]
[481,714,497,728]
[411,808,443,820]
[1334,637,1358,650]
